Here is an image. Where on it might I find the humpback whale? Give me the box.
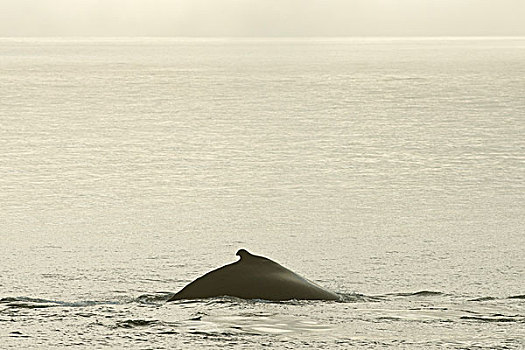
[168,249,340,301]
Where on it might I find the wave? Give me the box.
[115,319,160,328]
[338,293,384,303]
[2,290,523,308]
[468,296,498,302]
[0,296,125,309]
[508,294,525,300]
[378,291,525,301]
[469,294,525,302]
[384,290,445,297]
[135,292,173,304]
[460,315,525,323]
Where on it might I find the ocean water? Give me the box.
[0,37,524,349]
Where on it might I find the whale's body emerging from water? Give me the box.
[168,249,339,301]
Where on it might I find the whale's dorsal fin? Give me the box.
[236,249,253,260]
[236,249,273,265]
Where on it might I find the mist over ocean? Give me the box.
[1,37,524,348]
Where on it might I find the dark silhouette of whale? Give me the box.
[168,249,340,301]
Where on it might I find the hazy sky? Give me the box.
[1,0,524,37]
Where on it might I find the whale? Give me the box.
[168,249,340,301]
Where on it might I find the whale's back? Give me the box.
[169,250,339,301]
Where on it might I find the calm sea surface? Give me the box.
[1,38,524,349]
